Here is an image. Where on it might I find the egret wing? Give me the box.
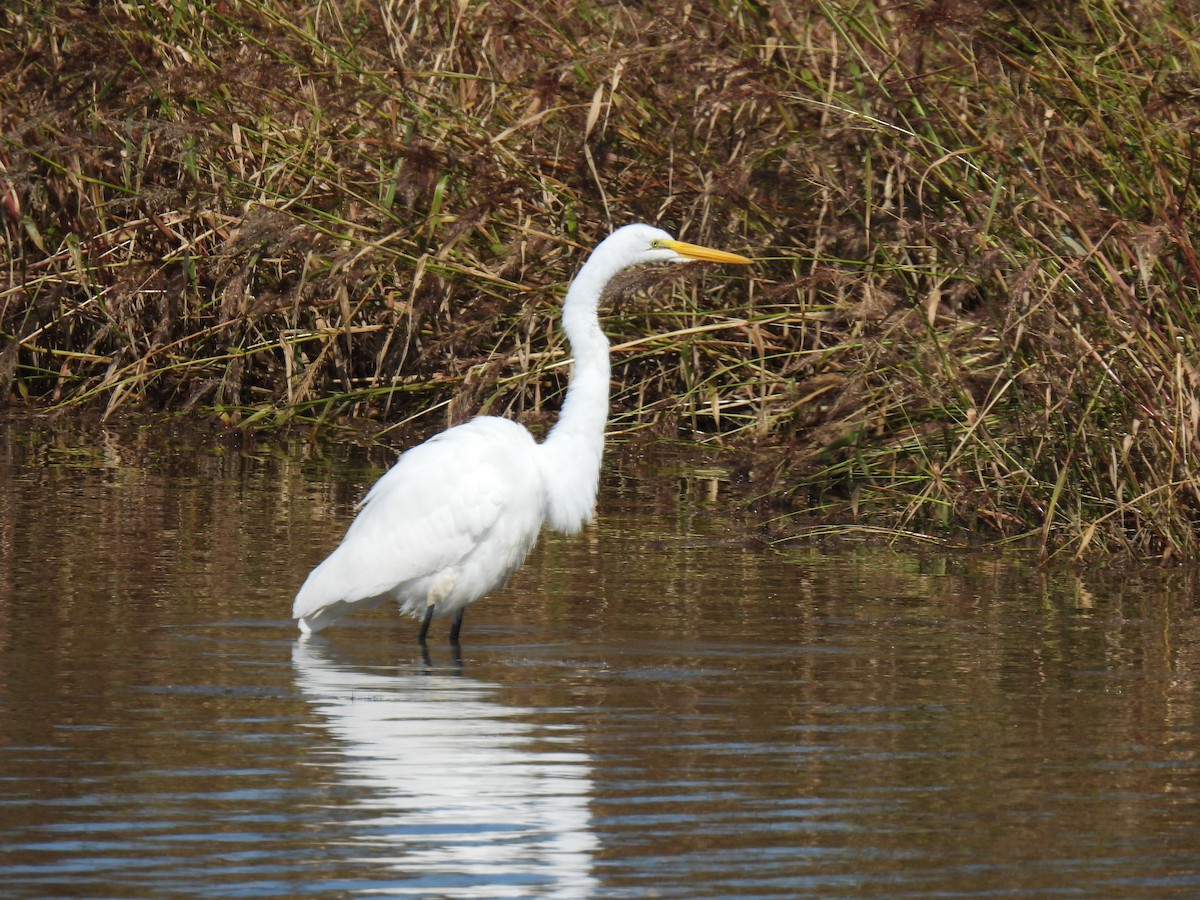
[292,418,542,626]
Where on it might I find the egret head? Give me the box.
[599,223,753,269]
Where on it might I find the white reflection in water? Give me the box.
[292,638,597,897]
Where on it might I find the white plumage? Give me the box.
[292,223,751,644]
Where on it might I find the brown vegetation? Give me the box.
[2,1,1199,557]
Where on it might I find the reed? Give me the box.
[2,1,1198,557]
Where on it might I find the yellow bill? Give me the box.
[660,239,752,265]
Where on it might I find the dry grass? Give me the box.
[2,0,1199,557]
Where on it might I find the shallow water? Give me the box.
[1,421,1199,897]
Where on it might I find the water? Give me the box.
[1,420,1199,897]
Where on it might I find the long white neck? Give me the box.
[537,248,622,533]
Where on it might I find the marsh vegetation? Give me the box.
[2,0,1199,557]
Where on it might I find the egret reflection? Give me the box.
[292,638,597,897]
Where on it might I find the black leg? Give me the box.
[418,604,435,645]
[448,607,465,645]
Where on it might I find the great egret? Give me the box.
[292,223,751,644]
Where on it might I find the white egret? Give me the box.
[292,223,751,644]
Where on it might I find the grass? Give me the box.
[2,0,1199,558]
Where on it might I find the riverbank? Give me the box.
[3,1,1198,557]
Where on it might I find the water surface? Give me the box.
[1,421,1198,897]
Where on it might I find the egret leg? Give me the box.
[418,604,435,645]
[449,608,465,645]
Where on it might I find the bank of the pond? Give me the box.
[3,1,1199,557]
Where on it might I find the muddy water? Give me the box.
[1,421,1199,898]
